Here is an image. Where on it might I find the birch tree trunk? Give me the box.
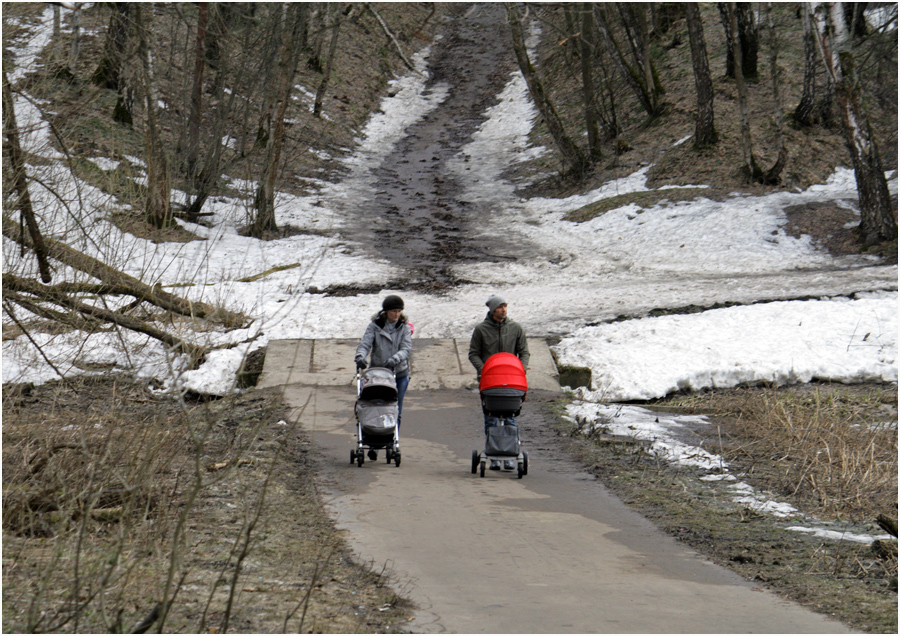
[684,2,717,148]
[763,2,787,184]
[136,4,173,229]
[728,3,760,180]
[793,3,818,127]
[579,3,602,159]
[816,2,896,245]
[505,2,588,176]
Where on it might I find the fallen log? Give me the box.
[2,218,246,328]
[3,273,206,359]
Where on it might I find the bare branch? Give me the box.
[2,218,247,328]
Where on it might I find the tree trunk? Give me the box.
[1,218,247,328]
[91,3,131,89]
[684,2,717,147]
[816,2,897,245]
[616,3,665,116]
[314,5,343,118]
[53,4,63,67]
[3,72,53,283]
[505,2,589,176]
[736,3,759,79]
[579,3,602,159]
[718,2,759,79]
[68,3,82,77]
[728,3,760,180]
[252,5,308,237]
[135,4,173,229]
[183,3,209,181]
[596,4,661,120]
[793,3,818,127]
[186,5,231,220]
[763,2,787,184]
[3,274,206,359]
[843,2,868,38]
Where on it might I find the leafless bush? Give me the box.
[1,376,290,633]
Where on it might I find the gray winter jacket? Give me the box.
[355,314,412,378]
[468,312,529,375]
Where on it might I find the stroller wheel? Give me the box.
[523,451,529,476]
[350,450,355,465]
[385,448,393,462]
[479,460,485,478]
[357,450,364,467]
[393,452,401,467]
[471,451,479,474]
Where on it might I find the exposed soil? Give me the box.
[338,3,528,292]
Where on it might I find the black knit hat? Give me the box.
[382,295,404,311]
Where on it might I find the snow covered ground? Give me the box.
[3,8,897,542]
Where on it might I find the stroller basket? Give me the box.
[481,387,525,416]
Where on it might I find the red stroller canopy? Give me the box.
[479,353,528,392]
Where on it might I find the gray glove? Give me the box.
[383,358,396,369]
[356,358,367,370]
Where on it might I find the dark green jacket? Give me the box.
[468,313,529,375]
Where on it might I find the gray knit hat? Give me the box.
[486,295,507,312]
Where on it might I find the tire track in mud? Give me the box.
[344,3,529,292]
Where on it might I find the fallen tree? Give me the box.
[2,218,247,329]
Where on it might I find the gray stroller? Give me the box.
[351,367,401,467]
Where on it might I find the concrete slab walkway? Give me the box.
[260,339,852,633]
[258,338,561,392]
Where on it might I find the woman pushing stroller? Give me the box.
[355,295,412,460]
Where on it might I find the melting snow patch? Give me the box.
[786,526,893,544]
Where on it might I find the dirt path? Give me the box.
[338,3,527,291]
[280,382,852,633]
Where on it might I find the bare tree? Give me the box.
[763,2,786,183]
[314,4,344,118]
[596,3,664,120]
[252,4,309,237]
[135,4,172,229]
[727,3,760,180]
[579,3,603,159]
[505,2,589,176]
[793,3,819,126]
[815,2,897,245]
[3,72,52,283]
[182,3,209,181]
[684,2,717,147]
[718,2,759,80]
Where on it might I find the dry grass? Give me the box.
[692,386,898,523]
[2,377,409,633]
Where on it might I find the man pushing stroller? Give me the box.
[468,295,529,470]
